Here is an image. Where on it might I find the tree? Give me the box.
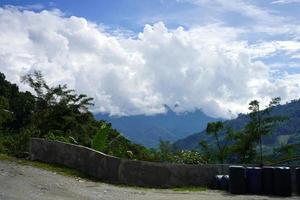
[273,143,296,164]
[158,140,174,162]
[91,124,109,152]
[198,140,213,163]
[0,72,35,130]
[199,121,231,171]
[206,121,228,165]
[0,70,164,162]
[21,70,99,146]
[0,96,13,129]
[230,97,286,164]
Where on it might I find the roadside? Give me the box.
[0,156,298,200]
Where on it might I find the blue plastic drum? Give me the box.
[246,167,262,194]
[220,175,229,191]
[273,167,292,197]
[229,166,246,194]
[262,166,274,195]
[296,167,300,195]
[210,175,223,190]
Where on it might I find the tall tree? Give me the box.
[206,122,226,164]
[199,121,233,168]
[231,97,286,164]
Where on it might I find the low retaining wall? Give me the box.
[30,138,220,188]
[29,138,299,190]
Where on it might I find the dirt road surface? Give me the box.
[0,160,298,200]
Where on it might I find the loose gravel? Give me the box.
[0,160,298,200]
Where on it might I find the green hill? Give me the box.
[174,99,300,151]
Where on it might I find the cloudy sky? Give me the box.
[0,0,300,118]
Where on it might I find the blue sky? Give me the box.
[0,0,300,118]
[1,0,299,33]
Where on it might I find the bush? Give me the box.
[174,150,206,164]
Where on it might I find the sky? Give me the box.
[0,0,300,118]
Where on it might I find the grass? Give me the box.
[172,186,207,192]
[0,153,15,161]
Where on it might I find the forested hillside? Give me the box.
[0,71,209,164]
[0,71,158,161]
[174,99,300,151]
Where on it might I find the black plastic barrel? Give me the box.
[229,166,246,194]
[273,167,292,197]
[210,175,223,190]
[246,167,262,194]
[220,175,229,191]
[296,167,300,195]
[262,166,274,195]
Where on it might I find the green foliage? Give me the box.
[198,140,213,163]
[155,140,206,164]
[0,70,163,162]
[44,132,73,144]
[0,96,13,128]
[205,121,230,164]
[272,143,296,163]
[0,70,100,156]
[91,125,109,152]
[0,129,33,156]
[174,150,206,164]
[21,71,98,146]
[229,97,287,164]
[198,122,231,165]
[198,97,289,164]
[158,140,175,162]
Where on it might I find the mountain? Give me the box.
[174,99,300,150]
[95,106,220,148]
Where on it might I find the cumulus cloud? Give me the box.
[0,7,300,118]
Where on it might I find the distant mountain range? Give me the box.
[174,99,300,150]
[95,105,220,148]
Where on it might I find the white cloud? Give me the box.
[271,0,300,4]
[4,4,45,11]
[179,0,300,40]
[180,0,285,24]
[0,7,300,118]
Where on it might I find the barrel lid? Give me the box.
[215,175,223,178]
[229,165,245,169]
[262,166,274,169]
[275,166,290,170]
[246,166,261,170]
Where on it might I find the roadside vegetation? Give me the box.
[0,70,299,165]
[0,70,205,164]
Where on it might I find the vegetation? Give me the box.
[1,70,298,165]
[196,98,296,164]
[199,121,231,165]
[0,71,159,161]
[228,98,287,164]
[0,70,207,164]
[172,186,206,192]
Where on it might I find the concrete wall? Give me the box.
[29,138,222,187]
[29,138,299,190]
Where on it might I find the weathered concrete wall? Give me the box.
[30,138,220,187]
[29,138,299,190]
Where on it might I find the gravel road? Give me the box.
[0,160,298,200]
